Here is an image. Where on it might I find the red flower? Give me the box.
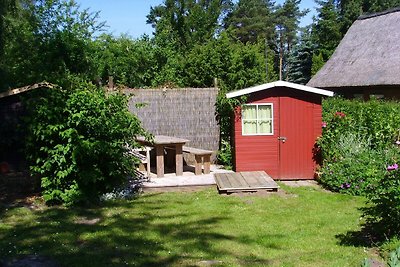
[334,111,346,118]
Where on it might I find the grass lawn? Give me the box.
[0,184,383,266]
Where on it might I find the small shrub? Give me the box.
[217,139,232,169]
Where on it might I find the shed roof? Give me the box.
[307,7,400,88]
[226,80,334,99]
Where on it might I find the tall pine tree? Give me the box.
[274,0,308,80]
[223,0,275,44]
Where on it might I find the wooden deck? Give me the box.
[214,171,279,194]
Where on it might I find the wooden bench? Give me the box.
[127,146,151,178]
[182,146,213,175]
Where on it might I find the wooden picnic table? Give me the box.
[136,135,189,178]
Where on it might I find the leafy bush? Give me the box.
[364,160,400,236]
[25,81,147,205]
[318,97,400,195]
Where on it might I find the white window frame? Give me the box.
[241,103,274,136]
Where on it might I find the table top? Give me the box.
[136,135,189,145]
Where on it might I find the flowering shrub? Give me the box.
[319,132,398,195]
[318,98,400,196]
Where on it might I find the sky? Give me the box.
[75,0,317,39]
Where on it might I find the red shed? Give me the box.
[226,81,333,180]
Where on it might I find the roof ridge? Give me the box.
[358,6,400,20]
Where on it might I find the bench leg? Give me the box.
[203,155,211,174]
[194,155,203,175]
[156,145,164,178]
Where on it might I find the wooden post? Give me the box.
[156,145,164,178]
[175,144,183,176]
[108,76,114,91]
[213,77,218,88]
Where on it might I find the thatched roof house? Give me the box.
[307,7,400,100]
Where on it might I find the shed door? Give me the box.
[278,96,315,179]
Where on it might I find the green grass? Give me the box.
[0,185,385,266]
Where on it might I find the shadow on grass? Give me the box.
[0,192,279,266]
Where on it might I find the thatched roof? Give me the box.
[307,7,400,88]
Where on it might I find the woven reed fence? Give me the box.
[125,88,220,158]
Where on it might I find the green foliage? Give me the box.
[319,133,397,195]
[364,164,400,236]
[337,0,400,36]
[286,28,314,84]
[311,0,341,60]
[318,98,400,195]
[147,0,232,51]
[311,52,325,76]
[92,34,157,87]
[274,0,308,80]
[223,0,275,44]
[1,0,104,90]
[388,247,400,267]
[25,81,147,205]
[217,139,233,169]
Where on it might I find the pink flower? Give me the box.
[395,140,400,145]
[387,163,398,171]
[322,122,327,128]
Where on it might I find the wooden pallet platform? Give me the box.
[214,171,279,194]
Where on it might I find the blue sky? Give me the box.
[76,0,317,38]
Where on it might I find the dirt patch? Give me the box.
[280,180,320,187]
[73,217,101,225]
[220,188,298,199]
[142,185,216,193]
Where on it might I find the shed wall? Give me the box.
[233,88,322,179]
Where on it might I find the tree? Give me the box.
[92,34,157,88]
[147,0,232,50]
[312,0,341,60]
[286,28,314,84]
[223,0,275,44]
[1,0,105,90]
[274,0,308,80]
[336,0,400,35]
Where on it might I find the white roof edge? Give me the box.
[226,80,334,98]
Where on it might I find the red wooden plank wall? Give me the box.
[233,88,322,180]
